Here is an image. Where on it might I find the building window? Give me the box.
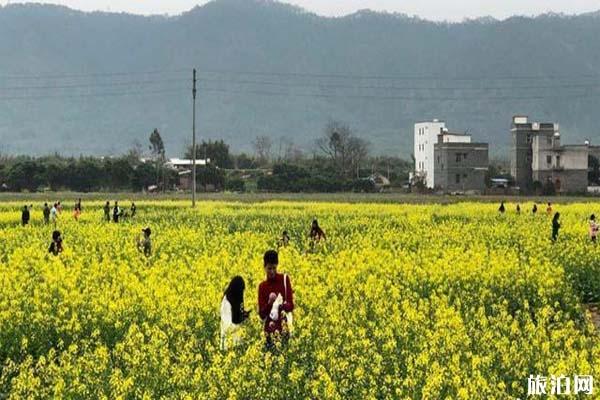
[547,138,552,145]
[437,156,440,164]
[456,174,460,184]
[456,153,462,162]
[527,134,532,144]
[556,156,561,167]
[463,153,468,160]
[463,174,467,179]
[546,155,552,165]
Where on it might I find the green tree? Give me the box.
[7,160,46,192]
[186,140,233,169]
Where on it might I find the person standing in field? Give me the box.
[113,201,120,223]
[43,203,50,224]
[131,202,137,218]
[278,230,290,248]
[21,205,30,226]
[73,204,81,221]
[75,198,82,213]
[590,214,598,243]
[498,201,505,214]
[310,219,326,242]
[57,201,62,214]
[50,203,58,225]
[516,204,521,214]
[532,204,538,215]
[552,212,561,242]
[48,230,63,256]
[137,227,152,257]
[547,202,553,215]
[103,201,110,222]
[258,250,294,350]
[220,276,251,350]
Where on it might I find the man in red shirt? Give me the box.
[258,250,294,349]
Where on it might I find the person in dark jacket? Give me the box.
[43,203,50,224]
[552,212,561,242]
[220,276,251,350]
[131,202,137,218]
[113,201,120,223]
[48,230,63,256]
[103,201,110,222]
[516,204,521,214]
[498,201,505,214]
[21,205,30,226]
[532,204,538,215]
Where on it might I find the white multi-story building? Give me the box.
[414,120,471,188]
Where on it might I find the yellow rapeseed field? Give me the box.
[0,200,599,399]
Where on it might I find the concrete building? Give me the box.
[414,120,470,188]
[510,116,588,193]
[433,131,488,193]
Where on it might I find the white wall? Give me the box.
[414,121,446,188]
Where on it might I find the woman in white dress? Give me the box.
[220,276,251,350]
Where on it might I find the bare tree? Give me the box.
[316,121,369,178]
[253,135,273,165]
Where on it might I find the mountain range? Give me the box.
[1,0,600,158]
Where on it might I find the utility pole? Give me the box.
[192,68,197,208]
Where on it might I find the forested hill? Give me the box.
[1,0,600,157]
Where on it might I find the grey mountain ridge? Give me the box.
[0,0,599,157]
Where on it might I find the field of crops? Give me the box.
[0,200,599,399]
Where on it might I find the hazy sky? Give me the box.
[0,0,599,21]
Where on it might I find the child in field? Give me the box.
[48,230,63,256]
[590,215,598,242]
[220,276,251,350]
[131,202,137,218]
[137,227,152,257]
[516,204,521,214]
[498,201,505,214]
[552,212,561,242]
[310,219,326,242]
[547,202,553,215]
[278,231,290,248]
[258,250,294,350]
[532,204,538,214]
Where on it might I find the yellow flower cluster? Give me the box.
[0,200,598,399]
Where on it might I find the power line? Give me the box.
[0,77,187,91]
[0,87,187,101]
[197,76,600,92]
[199,86,600,101]
[201,67,600,82]
[0,68,187,80]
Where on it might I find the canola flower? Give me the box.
[0,200,598,399]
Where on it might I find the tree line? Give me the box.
[0,123,412,193]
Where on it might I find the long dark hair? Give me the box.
[553,212,560,223]
[224,276,245,305]
[224,276,245,324]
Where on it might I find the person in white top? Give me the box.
[220,276,250,350]
[50,203,58,225]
